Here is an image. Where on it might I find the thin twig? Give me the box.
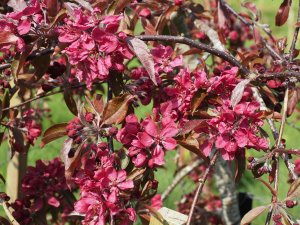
[107,79,114,154]
[0,47,54,71]
[161,159,203,201]
[136,35,250,75]
[186,151,219,225]
[289,0,300,62]
[1,83,85,112]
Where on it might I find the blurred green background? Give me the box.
[1,0,300,224]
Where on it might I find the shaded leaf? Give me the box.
[179,120,207,135]
[102,94,134,125]
[31,54,51,80]
[275,0,292,26]
[287,178,300,199]
[41,123,67,148]
[114,0,132,14]
[93,94,104,115]
[190,92,207,114]
[177,138,209,164]
[47,0,58,17]
[235,154,245,183]
[1,91,9,120]
[240,205,269,225]
[231,79,250,107]
[127,37,157,85]
[64,89,78,116]
[0,216,11,225]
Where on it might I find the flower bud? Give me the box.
[85,112,95,123]
[285,200,296,208]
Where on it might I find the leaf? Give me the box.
[275,0,292,26]
[240,205,269,225]
[93,94,104,115]
[231,79,250,108]
[46,9,67,30]
[7,0,27,12]
[177,138,209,163]
[126,37,157,86]
[40,123,67,148]
[64,89,78,116]
[190,91,207,114]
[74,0,93,11]
[287,89,298,117]
[0,216,11,225]
[158,207,188,225]
[217,1,226,29]
[102,94,134,125]
[31,54,51,81]
[47,0,58,17]
[127,168,146,180]
[0,31,19,45]
[114,0,132,14]
[235,154,245,183]
[287,178,300,199]
[179,120,208,135]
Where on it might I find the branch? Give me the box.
[1,83,85,112]
[136,35,250,75]
[186,151,219,225]
[0,47,54,71]
[107,79,114,154]
[220,0,284,61]
[2,202,20,225]
[289,0,300,62]
[161,159,203,202]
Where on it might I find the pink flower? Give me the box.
[151,194,162,210]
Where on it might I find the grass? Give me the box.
[1,1,300,224]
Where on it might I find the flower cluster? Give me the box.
[10,158,75,224]
[74,144,136,225]
[57,8,133,88]
[117,113,178,168]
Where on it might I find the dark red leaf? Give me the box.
[64,89,78,116]
[102,94,134,125]
[275,0,292,26]
[287,89,298,117]
[40,123,68,148]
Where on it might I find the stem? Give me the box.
[136,35,250,75]
[1,83,85,112]
[289,0,300,62]
[0,47,54,71]
[2,202,20,225]
[161,159,203,201]
[107,79,114,154]
[186,151,219,225]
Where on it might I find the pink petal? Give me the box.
[138,132,154,147]
[142,118,158,137]
[132,152,147,167]
[118,180,134,190]
[162,137,177,150]
[47,196,60,208]
[17,18,31,35]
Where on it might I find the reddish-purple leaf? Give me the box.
[127,37,157,86]
[240,205,269,225]
[114,0,132,14]
[64,89,78,116]
[93,94,104,115]
[102,94,134,125]
[41,123,68,148]
[47,0,58,17]
[287,89,298,117]
[275,0,292,26]
[231,79,250,108]
[0,216,10,225]
[179,120,208,135]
